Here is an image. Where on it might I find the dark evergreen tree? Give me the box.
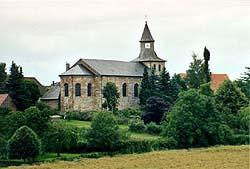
[148,68,158,94]
[102,82,120,111]
[185,53,204,88]
[235,67,250,100]
[139,67,151,105]
[158,67,172,102]
[0,63,7,94]
[169,76,181,103]
[203,46,211,83]
[172,74,187,91]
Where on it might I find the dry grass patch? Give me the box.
[8,145,250,169]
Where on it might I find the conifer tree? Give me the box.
[203,46,211,83]
[139,67,151,105]
[0,63,7,93]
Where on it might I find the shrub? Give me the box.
[119,140,152,154]
[128,119,146,133]
[218,124,234,145]
[239,106,250,131]
[145,122,162,135]
[65,111,97,121]
[8,126,40,161]
[142,96,170,124]
[152,137,177,150]
[41,122,80,155]
[86,111,127,152]
[116,108,141,118]
[0,137,7,159]
[231,134,250,145]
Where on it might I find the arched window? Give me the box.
[134,83,139,97]
[122,83,127,97]
[75,83,81,96]
[64,83,69,97]
[87,83,92,96]
[159,64,161,71]
[153,64,156,70]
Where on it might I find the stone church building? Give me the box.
[59,22,165,111]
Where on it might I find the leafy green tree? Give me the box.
[86,112,126,151]
[139,67,151,105]
[185,53,205,88]
[0,63,7,94]
[199,83,213,97]
[172,74,187,91]
[142,96,170,124]
[235,67,250,100]
[0,137,7,159]
[202,47,211,83]
[8,126,40,161]
[238,105,250,132]
[163,89,222,148]
[102,82,120,111]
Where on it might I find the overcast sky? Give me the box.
[0,0,249,85]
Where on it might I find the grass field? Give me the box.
[61,120,161,141]
[7,145,249,169]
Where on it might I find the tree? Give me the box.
[185,53,205,88]
[86,112,126,151]
[139,67,151,105]
[0,63,7,94]
[163,89,222,148]
[199,83,213,97]
[6,61,23,109]
[102,82,120,111]
[158,67,172,102]
[235,67,250,100]
[141,96,170,124]
[203,47,211,83]
[238,105,250,132]
[8,126,40,161]
[172,74,187,91]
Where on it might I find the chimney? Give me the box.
[52,81,55,86]
[66,62,70,71]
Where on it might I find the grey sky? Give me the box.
[0,0,249,85]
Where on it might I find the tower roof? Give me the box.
[140,22,154,42]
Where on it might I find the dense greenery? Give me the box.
[8,126,40,161]
[235,67,250,100]
[0,63,7,93]
[102,82,120,111]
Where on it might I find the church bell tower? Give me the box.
[133,21,166,74]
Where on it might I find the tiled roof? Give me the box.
[179,73,230,91]
[0,94,8,105]
[41,84,60,100]
[140,22,154,42]
[61,59,145,77]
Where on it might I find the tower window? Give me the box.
[159,65,161,71]
[153,64,156,70]
[134,83,139,97]
[75,83,81,97]
[87,83,92,96]
[122,83,127,97]
[64,83,69,97]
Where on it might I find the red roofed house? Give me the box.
[0,94,16,111]
[179,73,230,91]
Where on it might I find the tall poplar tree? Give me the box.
[203,46,211,83]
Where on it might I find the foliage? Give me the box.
[145,122,162,135]
[102,82,120,111]
[65,111,97,121]
[238,105,250,131]
[185,53,205,88]
[163,89,222,148]
[0,63,7,93]
[152,137,177,150]
[115,108,141,125]
[41,122,79,156]
[139,67,152,105]
[86,112,127,151]
[0,137,7,159]
[35,101,50,111]
[199,83,213,96]
[119,139,152,154]
[8,126,40,161]
[142,96,170,124]
[202,47,211,83]
[172,73,187,91]
[235,67,250,100]
[0,107,11,137]
[128,119,146,133]
[217,124,234,145]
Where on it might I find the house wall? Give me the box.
[1,95,16,111]
[42,99,59,110]
[60,75,142,112]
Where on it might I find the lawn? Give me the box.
[6,145,250,169]
[61,119,160,141]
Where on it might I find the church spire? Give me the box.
[140,22,154,42]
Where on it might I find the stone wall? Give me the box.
[42,99,59,110]
[60,75,142,112]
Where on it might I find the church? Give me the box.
[58,22,165,111]
[40,22,229,111]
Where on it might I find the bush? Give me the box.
[116,108,141,125]
[119,140,152,154]
[218,124,234,145]
[145,122,162,135]
[65,111,97,121]
[8,126,40,161]
[128,119,146,133]
[152,137,177,150]
[231,134,250,145]
[239,106,250,131]
[0,137,7,159]
[86,111,127,152]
